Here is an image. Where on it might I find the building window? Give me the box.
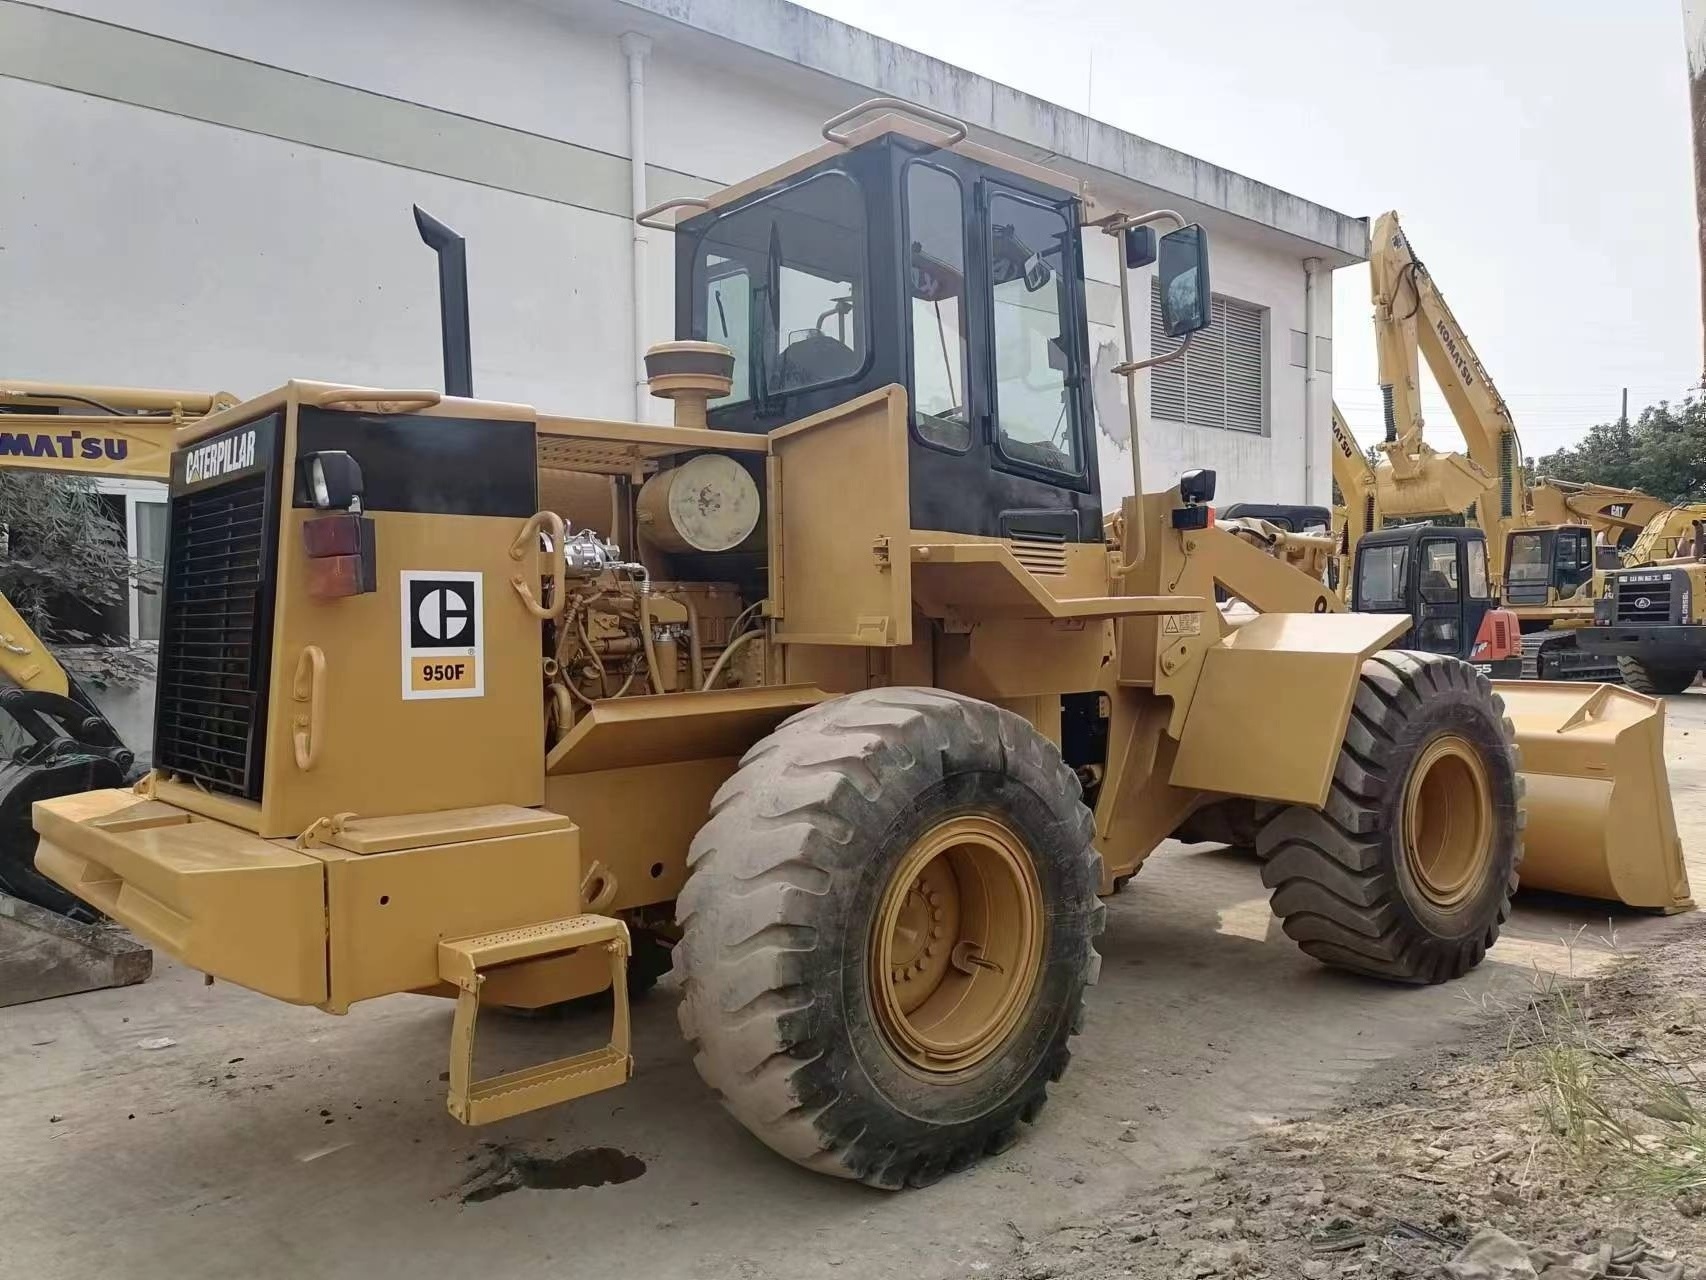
[1150,279,1266,433]
[130,496,167,641]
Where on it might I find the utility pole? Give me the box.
[1622,386,1630,431]
[1686,1,1706,382]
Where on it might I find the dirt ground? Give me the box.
[991,926,1706,1279]
[4,691,1706,1280]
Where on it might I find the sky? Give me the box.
[793,0,1702,459]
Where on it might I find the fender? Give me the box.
[1168,612,1409,806]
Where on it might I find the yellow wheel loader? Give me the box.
[1580,515,1706,693]
[30,103,1690,1187]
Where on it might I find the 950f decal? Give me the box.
[400,570,484,700]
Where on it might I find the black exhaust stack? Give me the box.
[412,205,473,398]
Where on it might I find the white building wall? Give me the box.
[2,0,1341,503]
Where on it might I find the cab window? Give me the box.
[1357,544,1408,607]
[1507,532,1548,584]
[692,171,868,410]
[1419,539,1459,604]
[1466,538,1490,599]
[905,163,971,451]
[987,192,1081,476]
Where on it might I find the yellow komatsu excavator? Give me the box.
[1353,212,1673,679]
[0,380,235,915]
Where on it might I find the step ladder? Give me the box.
[437,914,632,1125]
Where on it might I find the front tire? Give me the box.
[1256,652,1523,984]
[1616,656,1697,695]
[674,688,1103,1188]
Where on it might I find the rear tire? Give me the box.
[1616,656,1697,695]
[674,688,1103,1188]
[1256,652,1523,984]
[0,756,122,921]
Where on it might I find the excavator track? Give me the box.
[1519,632,1620,683]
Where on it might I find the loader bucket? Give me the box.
[1493,681,1694,912]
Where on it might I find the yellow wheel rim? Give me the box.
[870,815,1044,1075]
[1401,734,1492,908]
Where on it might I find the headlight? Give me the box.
[298,450,364,511]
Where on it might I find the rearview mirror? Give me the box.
[1157,224,1211,338]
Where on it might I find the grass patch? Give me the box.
[1501,949,1706,1202]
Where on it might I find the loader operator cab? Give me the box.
[672,126,1208,544]
[1503,525,1596,606]
[1352,525,1516,673]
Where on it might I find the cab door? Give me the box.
[1551,526,1595,601]
[1413,536,1468,657]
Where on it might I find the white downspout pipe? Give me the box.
[621,32,653,422]
[1302,256,1322,503]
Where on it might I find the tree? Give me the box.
[0,473,155,686]
[1531,397,1706,504]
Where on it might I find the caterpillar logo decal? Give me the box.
[401,571,484,700]
[183,429,256,484]
[171,413,278,494]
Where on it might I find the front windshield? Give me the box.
[1357,544,1408,606]
[692,171,868,411]
[1507,532,1548,582]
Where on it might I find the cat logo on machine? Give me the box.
[401,570,484,700]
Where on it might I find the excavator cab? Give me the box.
[1504,525,1596,606]
[1351,525,1520,675]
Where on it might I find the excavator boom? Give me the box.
[1370,212,1526,582]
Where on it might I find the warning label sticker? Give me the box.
[1162,613,1203,636]
[401,571,484,700]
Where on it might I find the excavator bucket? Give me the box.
[1494,681,1694,912]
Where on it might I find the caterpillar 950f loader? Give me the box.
[32,102,1689,1187]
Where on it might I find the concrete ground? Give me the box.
[4,692,1705,1280]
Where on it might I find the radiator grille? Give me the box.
[153,471,276,798]
[1007,534,1068,576]
[1614,577,1673,624]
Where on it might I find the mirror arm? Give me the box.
[1100,209,1187,235]
[1113,330,1195,377]
[1098,208,1197,567]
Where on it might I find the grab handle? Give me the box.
[292,645,327,771]
[303,388,443,413]
[509,511,567,620]
[822,97,967,146]
[635,197,710,231]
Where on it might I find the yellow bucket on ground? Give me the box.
[1495,681,1694,913]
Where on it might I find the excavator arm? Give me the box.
[0,381,238,691]
[1328,403,1377,593]
[1527,479,1676,552]
[0,381,235,479]
[1370,212,1527,581]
